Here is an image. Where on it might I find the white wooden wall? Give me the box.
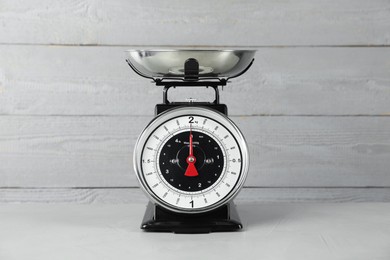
[0,0,390,202]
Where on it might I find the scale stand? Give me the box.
[141,202,242,233]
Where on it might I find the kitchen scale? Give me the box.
[126,49,256,233]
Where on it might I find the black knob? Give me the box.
[184,58,199,81]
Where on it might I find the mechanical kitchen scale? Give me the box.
[126,49,256,233]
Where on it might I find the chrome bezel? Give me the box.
[133,107,249,214]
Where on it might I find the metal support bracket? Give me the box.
[163,85,220,105]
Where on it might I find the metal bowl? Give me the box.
[125,49,256,80]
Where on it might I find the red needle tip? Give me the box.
[189,125,193,156]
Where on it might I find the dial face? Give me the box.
[159,130,224,192]
[135,108,248,213]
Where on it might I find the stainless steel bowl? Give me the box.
[126,49,256,79]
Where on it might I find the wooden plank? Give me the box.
[0,0,389,45]
[0,202,390,260]
[1,115,390,187]
[1,188,390,204]
[1,45,390,116]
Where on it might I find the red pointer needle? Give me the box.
[184,125,199,177]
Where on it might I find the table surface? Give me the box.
[1,202,389,260]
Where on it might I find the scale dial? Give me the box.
[134,107,249,213]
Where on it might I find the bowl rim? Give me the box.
[125,49,257,53]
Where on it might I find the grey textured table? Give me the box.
[1,202,389,260]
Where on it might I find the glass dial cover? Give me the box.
[134,107,249,213]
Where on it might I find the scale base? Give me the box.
[140,202,243,233]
